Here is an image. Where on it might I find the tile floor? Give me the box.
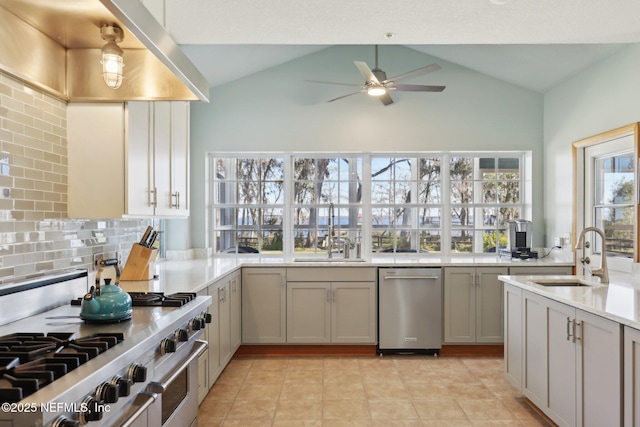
[198,355,551,427]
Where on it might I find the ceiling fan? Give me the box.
[306,45,446,106]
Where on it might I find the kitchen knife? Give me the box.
[139,226,153,246]
[147,231,158,248]
[143,230,156,248]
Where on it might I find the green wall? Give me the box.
[544,44,640,247]
[188,45,544,249]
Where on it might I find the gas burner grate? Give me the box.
[0,332,124,403]
[127,292,196,307]
[71,292,196,308]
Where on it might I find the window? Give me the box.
[212,157,284,253]
[292,157,362,253]
[449,156,522,253]
[576,123,638,273]
[209,152,527,256]
[371,156,442,253]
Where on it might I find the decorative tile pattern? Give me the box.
[199,356,552,426]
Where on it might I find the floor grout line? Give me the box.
[199,355,552,426]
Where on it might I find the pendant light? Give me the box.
[100,24,125,90]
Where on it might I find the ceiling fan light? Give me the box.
[367,86,387,97]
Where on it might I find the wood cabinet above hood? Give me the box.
[0,0,209,102]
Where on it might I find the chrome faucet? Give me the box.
[328,203,335,258]
[575,226,609,284]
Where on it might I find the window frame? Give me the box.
[573,123,640,271]
[208,152,529,256]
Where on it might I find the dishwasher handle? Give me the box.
[383,275,440,280]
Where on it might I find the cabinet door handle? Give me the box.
[566,316,572,341]
[573,319,581,343]
[150,187,157,207]
[476,273,481,287]
[171,191,180,209]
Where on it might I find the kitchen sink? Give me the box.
[530,278,593,286]
[292,257,367,263]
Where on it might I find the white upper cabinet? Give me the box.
[68,101,190,219]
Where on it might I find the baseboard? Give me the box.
[439,344,504,357]
[235,344,503,357]
[523,397,558,426]
[235,344,377,357]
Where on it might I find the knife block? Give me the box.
[121,243,158,281]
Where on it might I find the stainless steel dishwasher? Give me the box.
[378,267,442,355]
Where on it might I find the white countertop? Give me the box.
[116,252,574,295]
[499,272,640,330]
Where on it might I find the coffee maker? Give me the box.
[505,219,538,259]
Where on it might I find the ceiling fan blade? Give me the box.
[384,64,441,84]
[379,93,394,106]
[327,91,363,102]
[393,84,446,92]
[354,61,380,84]
[306,79,364,88]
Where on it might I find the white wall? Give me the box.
[189,45,544,249]
[544,44,640,245]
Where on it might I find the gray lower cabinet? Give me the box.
[242,267,287,343]
[229,271,242,351]
[518,289,622,427]
[287,281,376,344]
[217,280,231,366]
[286,267,377,344]
[503,283,522,390]
[197,270,243,398]
[625,326,640,427]
[444,266,508,343]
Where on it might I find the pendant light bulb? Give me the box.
[100,24,125,90]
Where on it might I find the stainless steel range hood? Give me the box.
[0,0,209,102]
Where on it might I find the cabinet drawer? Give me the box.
[286,267,375,282]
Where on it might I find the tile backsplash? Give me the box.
[0,71,150,283]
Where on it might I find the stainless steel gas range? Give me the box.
[0,270,211,427]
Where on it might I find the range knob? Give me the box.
[126,364,147,383]
[201,311,212,324]
[79,396,103,423]
[160,337,177,354]
[95,381,118,403]
[110,375,131,397]
[174,328,189,342]
[51,416,80,427]
[189,318,202,331]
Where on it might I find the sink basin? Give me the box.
[531,279,592,287]
[292,258,366,263]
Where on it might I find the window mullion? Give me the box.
[442,154,451,256]
[283,154,293,255]
[362,155,371,255]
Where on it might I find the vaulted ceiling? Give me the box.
[163,0,639,93]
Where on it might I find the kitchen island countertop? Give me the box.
[117,252,574,295]
[499,272,640,330]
